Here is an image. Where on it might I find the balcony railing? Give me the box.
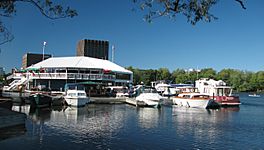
[7,72,132,83]
[27,73,116,81]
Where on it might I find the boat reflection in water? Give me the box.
[172,106,240,148]
[10,104,127,149]
[45,104,126,144]
[136,107,162,129]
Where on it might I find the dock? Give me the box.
[0,107,26,129]
[0,97,13,110]
[90,97,126,104]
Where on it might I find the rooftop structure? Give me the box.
[22,53,52,69]
[76,39,109,60]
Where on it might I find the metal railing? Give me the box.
[27,73,116,81]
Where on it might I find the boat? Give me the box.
[195,78,241,106]
[248,94,260,97]
[29,93,52,108]
[172,93,216,109]
[135,86,163,108]
[64,89,90,107]
[105,86,129,98]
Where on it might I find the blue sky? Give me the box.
[0,0,263,73]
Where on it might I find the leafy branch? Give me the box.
[133,0,246,25]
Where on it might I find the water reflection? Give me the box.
[137,107,161,129]
[171,106,241,148]
[46,105,125,146]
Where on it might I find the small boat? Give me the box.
[64,89,90,107]
[29,93,52,108]
[105,86,129,98]
[248,94,260,97]
[135,86,163,108]
[172,93,217,109]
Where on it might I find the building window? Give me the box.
[116,73,130,80]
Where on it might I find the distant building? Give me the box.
[76,39,109,60]
[0,67,4,76]
[22,53,52,69]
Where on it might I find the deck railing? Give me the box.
[26,73,116,81]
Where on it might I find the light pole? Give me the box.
[42,41,47,61]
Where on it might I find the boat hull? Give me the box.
[213,96,241,106]
[173,98,214,109]
[136,93,162,108]
[136,99,161,108]
[64,97,89,107]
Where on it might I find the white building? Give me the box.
[7,56,133,95]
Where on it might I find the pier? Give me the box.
[90,97,126,104]
[0,107,26,129]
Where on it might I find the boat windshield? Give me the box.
[217,88,232,96]
[68,93,77,97]
[193,95,209,99]
[78,93,86,96]
[143,88,158,93]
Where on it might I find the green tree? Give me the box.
[256,71,264,91]
[156,68,171,81]
[0,0,77,45]
[199,68,216,79]
[171,69,188,84]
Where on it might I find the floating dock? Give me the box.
[90,97,126,104]
[0,107,26,129]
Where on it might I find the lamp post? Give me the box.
[42,41,47,61]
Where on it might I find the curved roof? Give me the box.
[27,56,132,74]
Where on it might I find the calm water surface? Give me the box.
[1,93,264,150]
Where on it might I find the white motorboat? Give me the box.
[248,94,260,97]
[172,93,216,109]
[64,89,90,107]
[136,87,163,107]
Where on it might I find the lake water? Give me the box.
[1,93,264,149]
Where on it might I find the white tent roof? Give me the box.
[27,56,132,74]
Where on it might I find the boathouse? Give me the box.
[8,56,133,96]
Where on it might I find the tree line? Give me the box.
[126,66,264,92]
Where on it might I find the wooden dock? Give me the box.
[0,107,26,129]
[0,97,13,110]
[90,97,126,104]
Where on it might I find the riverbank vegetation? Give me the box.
[126,67,264,92]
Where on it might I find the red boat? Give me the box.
[195,78,241,106]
